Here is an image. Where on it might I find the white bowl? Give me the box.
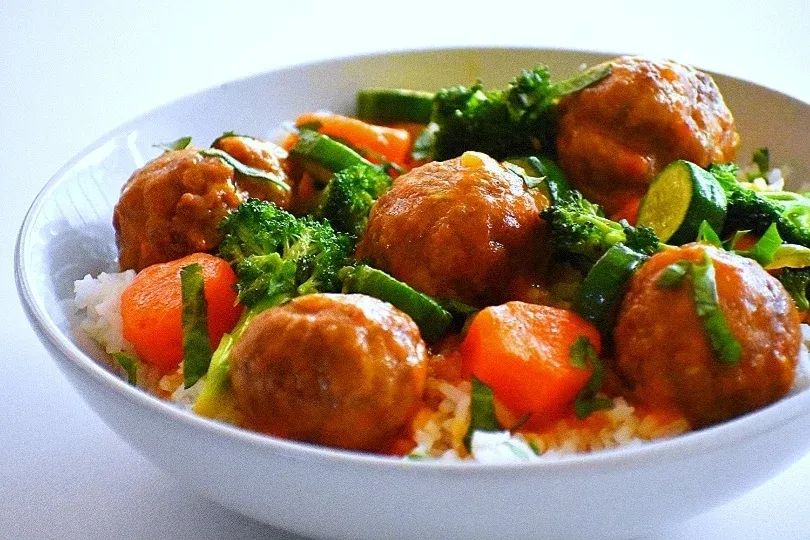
[15,48,810,540]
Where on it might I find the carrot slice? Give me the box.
[460,302,601,420]
[121,253,242,371]
[295,112,411,166]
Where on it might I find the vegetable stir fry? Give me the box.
[78,55,810,460]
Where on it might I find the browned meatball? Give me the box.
[114,140,292,272]
[356,152,547,307]
[556,56,740,215]
[114,149,241,271]
[614,244,799,428]
[212,135,293,209]
[229,293,428,452]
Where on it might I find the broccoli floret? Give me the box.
[218,199,352,307]
[540,191,661,269]
[428,62,613,161]
[777,267,810,311]
[710,163,810,247]
[316,164,392,239]
[430,66,554,161]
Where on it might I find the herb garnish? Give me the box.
[111,351,138,385]
[180,263,213,388]
[691,253,743,365]
[199,148,290,191]
[155,136,192,152]
[696,220,723,247]
[654,253,742,364]
[568,336,613,419]
[463,376,502,450]
[656,260,691,289]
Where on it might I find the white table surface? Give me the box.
[3,1,810,538]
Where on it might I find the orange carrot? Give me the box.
[295,112,411,166]
[460,302,602,420]
[121,253,242,371]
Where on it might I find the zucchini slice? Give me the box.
[289,131,375,184]
[572,244,647,336]
[637,160,727,245]
[356,88,435,124]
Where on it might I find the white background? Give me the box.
[3,1,810,538]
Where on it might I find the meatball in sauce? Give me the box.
[114,139,292,272]
[357,151,547,307]
[614,244,799,428]
[556,56,740,216]
[229,294,428,452]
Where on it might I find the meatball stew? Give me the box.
[83,56,810,460]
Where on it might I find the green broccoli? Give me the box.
[428,62,612,161]
[776,267,810,311]
[194,199,353,414]
[710,163,810,247]
[540,190,661,270]
[218,198,352,306]
[316,164,392,239]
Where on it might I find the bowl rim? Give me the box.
[16,45,810,474]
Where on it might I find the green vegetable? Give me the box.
[734,223,782,266]
[777,267,810,311]
[210,130,249,147]
[504,155,573,205]
[196,200,353,414]
[696,221,723,248]
[155,136,192,152]
[750,147,770,179]
[180,263,213,389]
[429,63,611,161]
[289,130,375,184]
[656,261,691,289]
[316,164,392,239]
[199,148,289,192]
[356,88,435,124]
[541,189,660,271]
[572,244,648,337]
[568,336,612,419]
[341,264,452,343]
[711,163,810,248]
[637,160,727,245]
[218,199,352,305]
[111,352,138,385]
[690,253,742,365]
[464,376,503,450]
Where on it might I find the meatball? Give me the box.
[114,140,292,271]
[212,135,292,209]
[614,244,799,428]
[556,56,740,215]
[356,151,547,307]
[229,293,428,452]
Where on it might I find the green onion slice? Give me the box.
[181,263,213,388]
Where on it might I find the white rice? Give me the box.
[73,270,136,354]
[73,271,810,462]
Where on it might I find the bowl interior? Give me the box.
[17,46,810,462]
